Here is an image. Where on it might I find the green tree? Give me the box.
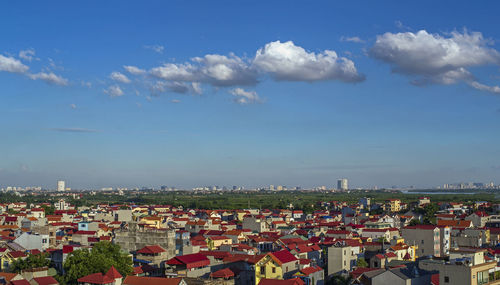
[409,219,421,226]
[41,205,55,215]
[10,253,51,273]
[62,242,132,285]
[356,257,368,268]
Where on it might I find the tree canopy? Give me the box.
[61,242,132,285]
[10,253,51,273]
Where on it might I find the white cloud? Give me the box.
[121,40,364,102]
[0,54,29,73]
[151,80,201,95]
[193,54,258,86]
[104,85,124,97]
[171,99,181,103]
[469,81,500,94]
[150,54,257,87]
[28,72,69,86]
[123,65,146,75]
[19,48,39,62]
[191,82,202,94]
[370,30,500,85]
[253,40,365,82]
[110,71,131,83]
[150,63,197,82]
[70,103,77,109]
[144,45,164,54]
[230,88,261,104]
[340,36,365,43]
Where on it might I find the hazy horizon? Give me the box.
[2,1,500,189]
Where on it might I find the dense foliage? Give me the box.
[10,253,51,273]
[61,242,132,285]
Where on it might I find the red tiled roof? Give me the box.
[9,251,27,258]
[33,276,58,285]
[437,220,471,228]
[11,280,31,285]
[385,252,397,258]
[166,253,210,269]
[299,266,322,276]
[137,245,166,254]
[105,266,122,279]
[270,250,297,265]
[210,268,234,278]
[77,273,113,284]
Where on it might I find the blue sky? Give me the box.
[1,1,500,189]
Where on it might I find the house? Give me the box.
[135,245,168,266]
[165,253,210,278]
[243,216,270,233]
[294,265,324,285]
[361,265,435,285]
[205,236,232,250]
[255,250,299,284]
[401,225,442,257]
[2,251,27,271]
[77,266,122,285]
[327,244,358,278]
[420,248,500,285]
[385,199,401,212]
[465,211,490,228]
[209,268,235,281]
[122,276,186,285]
[14,232,49,251]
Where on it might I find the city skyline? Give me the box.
[2,1,500,189]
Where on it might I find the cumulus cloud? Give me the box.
[120,40,363,101]
[230,88,261,104]
[253,40,365,82]
[28,72,69,86]
[19,48,38,62]
[340,36,365,43]
[150,81,201,95]
[110,71,131,83]
[123,65,146,75]
[151,54,258,87]
[369,29,500,87]
[144,45,164,54]
[104,85,124,97]
[0,54,29,73]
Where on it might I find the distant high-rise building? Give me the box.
[337,178,348,190]
[269,185,275,191]
[57,180,66,192]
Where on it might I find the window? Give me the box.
[260,267,265,274]
[286,266,288,272]
[444,276,449,283]
[421,240,424,244]
[272,268,276,273]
